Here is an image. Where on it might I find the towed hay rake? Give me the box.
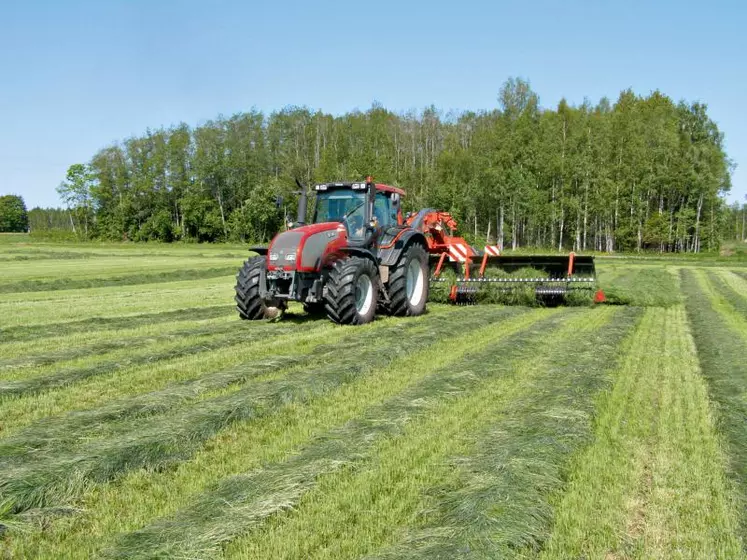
[406,209,602,305]
[235,178,604,326]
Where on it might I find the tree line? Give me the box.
[29,78,739,251]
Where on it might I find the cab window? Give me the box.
[374,193,397,227]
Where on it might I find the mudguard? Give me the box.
[377,229,428,266]
[249,245,268,256]
[339,246,378,264]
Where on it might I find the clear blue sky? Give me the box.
[1,0,745,208]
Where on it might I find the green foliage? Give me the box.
[56,164,95,238]
[135,210,174,242]
[36,80,733,249]
[0,195,29,232]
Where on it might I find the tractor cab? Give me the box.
[311,181,404,244]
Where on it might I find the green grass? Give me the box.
[353,307,640,560]
[109,308,602,559]
[681,268,747,545]
[0,304,233,343]
[541,306,742,558]
[598,264,682,306]
[0,266,238,293]
[1,238,746,559]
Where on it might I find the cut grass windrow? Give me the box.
[0,318,240,375]
[0,313,233,366]
[0,309,448,462]
[0,319,315,399]
[9,307,549,558]
[541,306,742,559]
[0,306,515,518]
[108,308,628,559]
[0,266,238,294]
[361,307,641,560]
[600,266,680,307]
[0,256,240,284]
[708,270,747,317]
[0,318,342,438]
[0,276,233,329]
[0,304,233,343]
[681,268,747,543]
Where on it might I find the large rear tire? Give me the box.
[385,244,429,316]
[235,256,280,320]
[324,257,378,325]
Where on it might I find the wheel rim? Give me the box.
[355,274,374,315]
[406,259,425,306]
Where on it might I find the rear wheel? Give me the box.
[324,257,378,325]
[385,244,429,316]
[235,256,282,320]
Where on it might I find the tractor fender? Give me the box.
[377,229,428,267]
[249,245,268,256]
[338,246,379,265]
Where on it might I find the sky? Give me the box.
[1,0,745,208]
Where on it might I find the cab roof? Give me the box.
[313,182,406,197]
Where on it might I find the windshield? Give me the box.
[314,191,366,223]
[314,190,367,240]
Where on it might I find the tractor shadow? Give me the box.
[277,312,322,324]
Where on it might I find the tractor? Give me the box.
[235,177,601,325]
[235,177,430,325]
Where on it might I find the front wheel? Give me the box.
[235,256,283,320]
[324,257,379,325]
[385,244,429,316]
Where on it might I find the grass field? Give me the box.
[1,235,746,559]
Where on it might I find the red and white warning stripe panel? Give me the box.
[484,245,501,256]
[447,243,472,262]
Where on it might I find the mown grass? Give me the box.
[0,276,234,329]
[0,307,501,518]
[0,266,237,293]
[598,265,681,306]
[9,306,548,558]
[541,306,742,558]
[707,269,747,316]
[214,307,637,560]
[0,304,233,343]
[105,308,587,559]
[0,319,242,387]
[0,317,340,437]
[2,239,746,559]
[0,313,235,371]
[0,256,242,285]
[0,309,446,461]
[681,268,747,543]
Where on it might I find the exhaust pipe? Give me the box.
[295,178,308,226]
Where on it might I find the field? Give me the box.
[1,234,746,559]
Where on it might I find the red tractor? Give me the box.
[235,178,430,325]
[236,178,601,325]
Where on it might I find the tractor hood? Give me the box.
[267,222,347,272]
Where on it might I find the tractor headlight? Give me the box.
[285,252,296,262]
[269,252,279,261]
